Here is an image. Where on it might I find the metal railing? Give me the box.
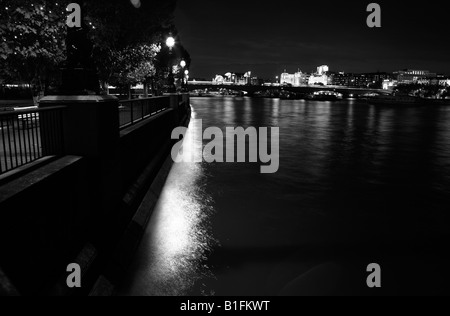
[0,106,65,175]
[119,97,170,129]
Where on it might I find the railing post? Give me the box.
[130,101,134,125]
[39,108,63,157]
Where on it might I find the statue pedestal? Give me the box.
[60,68,100,95]
[39,95,121,240]
[39,95,119,157]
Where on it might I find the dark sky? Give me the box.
[174,0,449,79]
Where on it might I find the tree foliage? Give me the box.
[395,83,450,99]
[0,0,70,89]
[109,44,161,89]
[0,0,191,97]
[85,0,180,89]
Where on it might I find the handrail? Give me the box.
[119,96,168,104]
[0,106,67,118]
[118,97,170,129]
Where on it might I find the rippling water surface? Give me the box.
[121,97,450,296]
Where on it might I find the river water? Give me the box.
[120,97,450,296]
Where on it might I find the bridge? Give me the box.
[187,82,392,97]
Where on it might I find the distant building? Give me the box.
[331,72,394,88]
[251,77,264,86]
[213,72,252,85]
[439,77,450,86]
[280,70,308,86]
[230,73,245,85]
[308,65,330,86]
[308,74,329,86]
[330,72,351,86]
[395,69,437,84]
[383,79,398,90]
[213,75,225,84]
[280,72,293,85]
[316,65,329,76]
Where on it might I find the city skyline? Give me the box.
[175,0,450,79]
[199,66,449,82]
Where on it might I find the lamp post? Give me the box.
[166,36,176,93]
[180,60,187,91]
[184,70,189,91]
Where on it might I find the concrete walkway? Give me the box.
[117,115,211,296]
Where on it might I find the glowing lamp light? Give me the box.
[180,60,187,68]
[166,37,175,49]
[130,0,141,8]
[185,70,189,75]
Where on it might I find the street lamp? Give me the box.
[184,70,190,87]
[180,60,187,91]
[166,36,176,93]
[166,36,175,50]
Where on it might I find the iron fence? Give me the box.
[119,97,170,129]
[0,106,65,175]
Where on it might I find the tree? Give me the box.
[0,0,71,100]
[85,0,179,96]
[395,83,422,94]
[0,0,190,99]
[395,82,448,99]
[443,88,450,99]
[108,44,161,98]
[153,36,191,94]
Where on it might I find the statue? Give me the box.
[60,3,100,95]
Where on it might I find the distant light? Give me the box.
[130,0,141,8]
[180,60,187,68]
[166,37,175,48]
[185,70,189,75]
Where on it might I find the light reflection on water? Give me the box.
[191,97,450,295]
[121,97,450,296]
[119,110,214,296]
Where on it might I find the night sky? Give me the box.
[175,0,449,80]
